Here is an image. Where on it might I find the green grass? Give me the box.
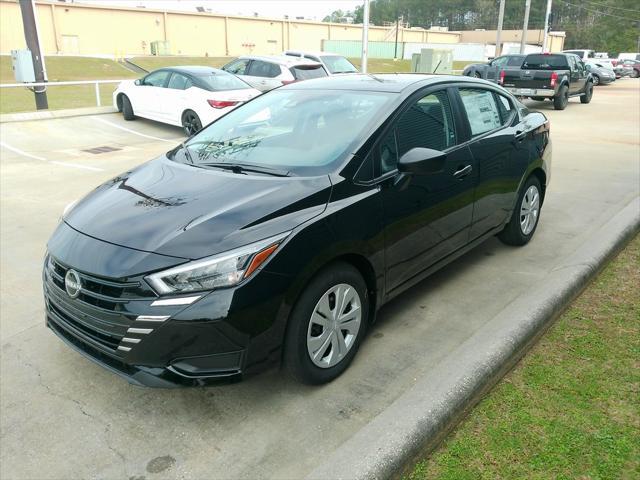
[406,235,640,480]
[0,55,136,114]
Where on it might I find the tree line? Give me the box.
[324,0,640,55]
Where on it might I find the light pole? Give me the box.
[496,0,505,57]
[542,0,553,52]
[361,0,369,73]
[520,0,532,54]
[19,0,48,109]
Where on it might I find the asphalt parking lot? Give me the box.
[1,80,639,479]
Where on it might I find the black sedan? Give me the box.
[44,74,551,386]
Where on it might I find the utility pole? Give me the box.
[542,0,553,52]
[19,0,48,109]
[520,0,532,54]
[394,8,399,60]
[495,0,505,57]
[361,0,370,73]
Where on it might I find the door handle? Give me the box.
[453,165,472,179]
[514,130,528,141]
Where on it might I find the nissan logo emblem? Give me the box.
[65,269,82,299]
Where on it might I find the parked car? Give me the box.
[113,66,261,136]
[463,54,525,82]
[561,49,596,61]
[283,50,358,75]
[502,53,594,110]
[46,74,551,386]
[585,63,615,85]
[618,52,640,61]
[618,59,640,78]
[222,55,327,92]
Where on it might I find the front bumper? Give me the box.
[506,87,556,98]
[43,232,293,387]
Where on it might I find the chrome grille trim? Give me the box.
[127,327,153,334]
[151,296,201,306]
[136,315,170,322]
[121,337,141,344]
[117,345,132,352]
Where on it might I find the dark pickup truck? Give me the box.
[501,53,594,110]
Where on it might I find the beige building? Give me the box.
[0,0,460,57]
[459,29,566,53]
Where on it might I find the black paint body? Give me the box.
[44,74,551,387]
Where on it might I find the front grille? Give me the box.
[44,255,159,355]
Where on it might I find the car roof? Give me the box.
[283,73,491,93]
[237,55,321,67]
[284,50,342,57]
[160,66,227,76]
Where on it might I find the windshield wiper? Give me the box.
[197,162,291,177]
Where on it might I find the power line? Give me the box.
[556,0,640,22]
[580,0,640,14]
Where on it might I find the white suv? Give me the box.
[283,51,358,75]
[222,55,327,92]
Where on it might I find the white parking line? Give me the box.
[92,117,179,143]
[0,141,47,162]
[0,141,105,172]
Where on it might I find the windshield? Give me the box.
[290,65,327,80]
[320,55,358,74]
[522,54,569,70]
[198,72,251,91]
[176,89,393,175]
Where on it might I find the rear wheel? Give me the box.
[283,262,369,385]
[592,74,600,86]
[531,96,545,101]
[580,82,593,104]
[498,175,542,246]
[553,85,568,110]
[632,69,639,78]
[181,110,202,136]
[121,95,135,121]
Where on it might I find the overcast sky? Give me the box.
[76,0,364,21]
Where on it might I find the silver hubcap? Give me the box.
[520,185,540,235]
[307,283,362,369]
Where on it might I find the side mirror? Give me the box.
[135,79,142,86]
[397,147,447,175]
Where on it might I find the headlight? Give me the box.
[145,232,290,295]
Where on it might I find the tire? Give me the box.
[580,82,593,104]
[283,262,369,385]
[553,85,569,110]
[592,74,600,86]
[181,110,202,136]
[474,71,482,78]
[632,69,639,78]
[121,95,135,121]
[531,96,545,101]
[498,175,542,246]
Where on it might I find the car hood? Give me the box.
[64,157,332,260]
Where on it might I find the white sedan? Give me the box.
[113,66,261,136]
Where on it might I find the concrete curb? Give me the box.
[307,196,640,480]
[0,106,117,123]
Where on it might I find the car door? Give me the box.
[244,60,283,91]
[161,72,193,125]
[567,55,585,94]
[135,70,170,118]
[379,87,477,294]
[487,56,508,81]
[456,87,530,240]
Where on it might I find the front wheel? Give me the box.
[592,75,600,86]
[498,176,542,246]
[283,263,369,384]
[121,95,135,121]
[553,85,569,110]
[181,110,202,136]
[580,82,593,104]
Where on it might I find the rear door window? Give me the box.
[459,88,502,137]
[167,73,192,90]
[247,61,281,78]
[290,65,327,80]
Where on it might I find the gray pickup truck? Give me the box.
[501,53,594,110]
